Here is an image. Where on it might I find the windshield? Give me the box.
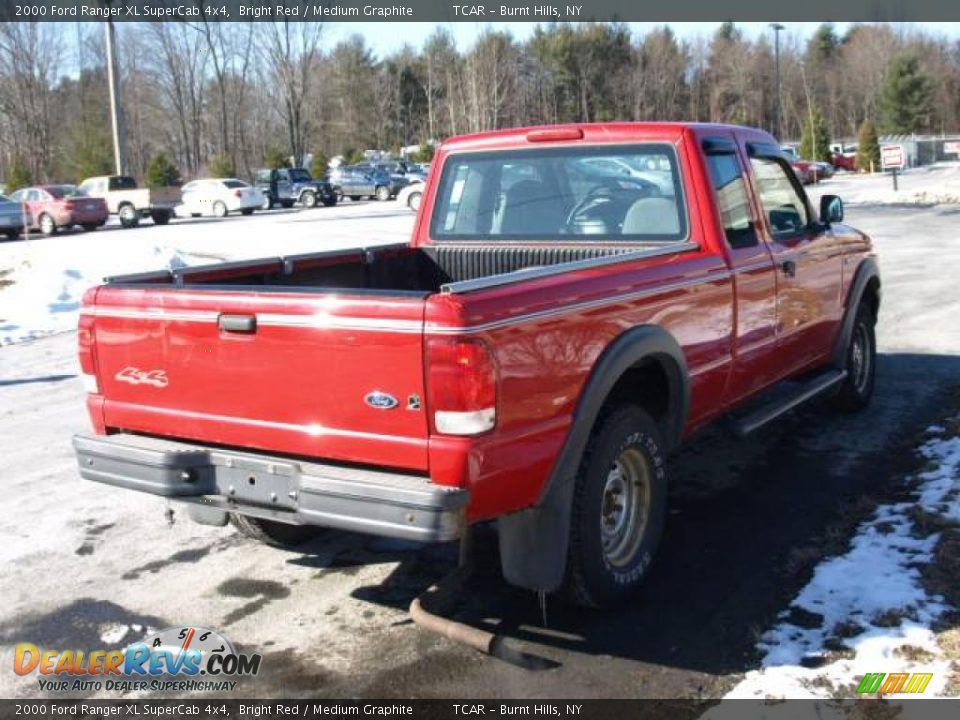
[430,144,685,242]
[288,169,312,182]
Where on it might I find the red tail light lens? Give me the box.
[426,338,497,436]
[78,287,99,393]
[234,190,243,198]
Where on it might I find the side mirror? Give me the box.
[819,194,843,224]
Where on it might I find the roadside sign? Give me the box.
[944,141,960,155]
[881,144,905,170]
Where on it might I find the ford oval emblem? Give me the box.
[364,391,399,410]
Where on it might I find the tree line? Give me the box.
[1,20,957,188]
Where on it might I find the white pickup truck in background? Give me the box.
[78,175,181,228]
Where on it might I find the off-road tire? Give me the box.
[831,302,876,412]
[563,405,668,608]
[229,514,321,548]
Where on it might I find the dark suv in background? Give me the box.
[254,167,337,209]
[330,166,409,202]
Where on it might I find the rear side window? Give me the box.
[430,144,686,242]
[222,180,246,189]
[704,153,757,249]
[109,176,137,191]
[749,157,809,237]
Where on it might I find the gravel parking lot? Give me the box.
[0,194,958,699]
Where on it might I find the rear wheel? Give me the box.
[230,514,321,548]
[118,204,139,228]
[832,302,876,412]
[150,210,171,225]
[375,185,391,201]
[212,201,228,218]
[407,190,422,212]
[563,405,668,608]
[301,190,317,208]
[38,213,57,236]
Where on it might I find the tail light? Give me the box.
[78,287,99,394]
[234,190,243,198]
[426,338,497,436]
[64,199,76,209]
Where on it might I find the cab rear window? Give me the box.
[430,144,686,242]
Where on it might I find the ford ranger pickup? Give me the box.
[73,123,880,607]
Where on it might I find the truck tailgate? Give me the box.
[88,285,430,471]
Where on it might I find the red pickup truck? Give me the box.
[74,123,880,608]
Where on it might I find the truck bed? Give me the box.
[104,243,667,295]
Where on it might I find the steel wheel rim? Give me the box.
[600,447,651,568]
[851,323,870,393]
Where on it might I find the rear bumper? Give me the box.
[74,433,468,542]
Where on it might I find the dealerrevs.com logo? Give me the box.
[14,626,261,694]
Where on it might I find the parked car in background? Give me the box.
[254,167,337,210]
[9,185,108,235]
[78,176,180,228]
[181,179,263,218]
[0,194,27,240]
[812,161,835,179]
[334,166,409,201]
[396,177,425,212]
[791,160,817,185]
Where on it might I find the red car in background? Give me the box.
[9,185,109,236]
[791,160,817,184]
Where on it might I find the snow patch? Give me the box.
[712,422,960,702]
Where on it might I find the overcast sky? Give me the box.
[329,21,960,57]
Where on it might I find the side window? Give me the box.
[749,157,810,237]
[704,153,757,248]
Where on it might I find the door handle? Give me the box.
[781,260,797,278]
[218,314,257,333]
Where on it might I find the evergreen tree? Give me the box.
[799,105,831,162]
[880,54,934,134]
[144,152,181,188]
[5,157,33,192]
[208,155,236,178]
[264,145,291,170]
[856,120,881,172]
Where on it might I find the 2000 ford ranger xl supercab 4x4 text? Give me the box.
[74,123,880,607]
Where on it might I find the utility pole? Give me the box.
[770,23,785,141]
[104,7,126,175]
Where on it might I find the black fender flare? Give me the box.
[497,325,690,592]
[832,256,881,367]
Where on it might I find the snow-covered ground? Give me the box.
[811,162,960,206]
[715,422,960,702]
[0,202,415,346]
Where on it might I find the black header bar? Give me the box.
[1,0,959,23]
